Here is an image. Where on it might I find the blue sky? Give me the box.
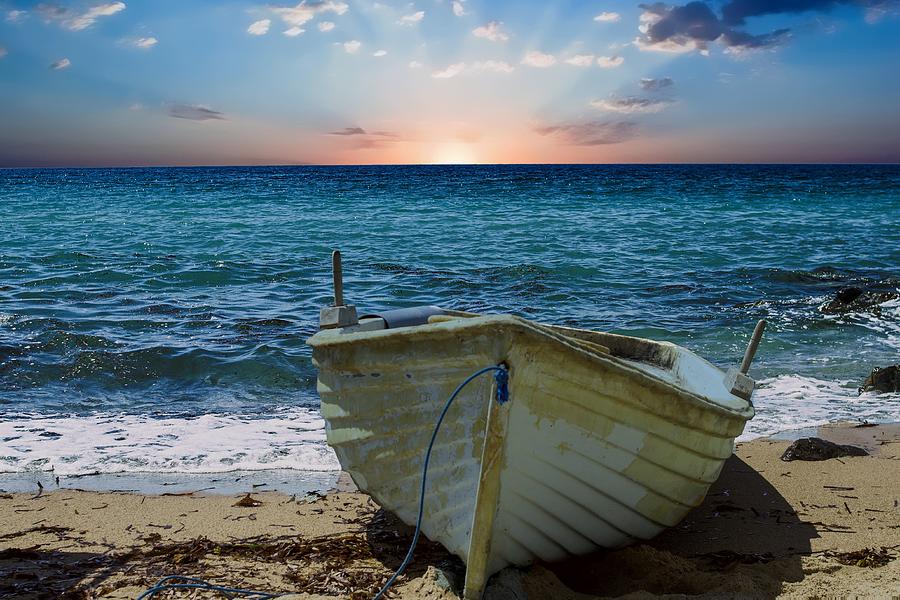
[0,0,898,165]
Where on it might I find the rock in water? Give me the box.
[781,437,868,462]
[860,365,900,394]
[820,287,899,314]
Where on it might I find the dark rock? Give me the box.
[820,287,899,314]
[860,365,900,394]
[780,437,868,462]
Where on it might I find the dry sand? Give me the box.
[1,423,898,599]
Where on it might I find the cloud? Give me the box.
[409,60,423,68]
[50,57,71,70]
[6,9,27,23]
[0,47,7,59]
[432,62,466,78]
[535,121,639,145]
[330,127,366,135]
[271,1,348,31]
[373,49,387,57]
[640,76,674,90]
[591,95,673,113]
[720,0,890,25]
[284,26,304,36]
[398,10,424,25]
[452,0,466,16]
[521,50,556,68]
[564,54,595,66]
[343,39,360,53]
[131,36,158,49]
[472,20,509,42]
[39,2,126,31]
[635,2,791,54]
[318,20,334,31]
[168,104,226,121]
[128,102,144,111]
[248,19,271,35]
[594,11,621,22]
[328,127,401,149]
[430,60,514,78]
[597,55,624,68]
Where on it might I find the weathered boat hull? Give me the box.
[308,314,754,598]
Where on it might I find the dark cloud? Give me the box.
[640,77,674,91]
[534,121,639,146]
[720,0,889,25]
[328,127,401,149]
[168,104,225,121]
[329,127,367,135]
[637,1,791,53]
[638,0,891,53]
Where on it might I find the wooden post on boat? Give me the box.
[724,319,766,401]
[319,250,358,329]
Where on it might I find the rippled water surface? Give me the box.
[1,165,898,475]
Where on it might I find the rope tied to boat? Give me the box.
[373,363,509,599]
[137,363,510,600]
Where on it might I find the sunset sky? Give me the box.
[1,0,898,166]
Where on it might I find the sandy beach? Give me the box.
[2,423,898,599]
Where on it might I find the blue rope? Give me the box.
[373,364,509,599]
[136,575,278,599]
[136,364,510,600]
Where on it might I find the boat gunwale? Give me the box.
[307,313,754,421]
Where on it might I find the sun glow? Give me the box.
[427,143,479,165]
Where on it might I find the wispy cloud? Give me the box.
[6,9,27,24]
[564,54,595,67]
[128,36,158,49]
[432,62,466,78]
[590,96,673,113]
[318,20,334,31]
[409,60,423,69]
[597,55,624,68]
[168,104,225,121]
[398,10,424,25]
[0,47,7,59]
[373,49,387,57]
[640,77,674,91]
[452,0,466,16]
[247,19,271,35]
[431,60,514,78]
[269,1,348,35]
[472,20,509,42]
[521,50,556,68]
[343,39,360,53]
[39,2,126,31]
[535,120,639,145]
[594,11,621,22]
[328,126,401,149]
[49,57,71,70]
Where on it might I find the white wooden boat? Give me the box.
[307,253,760,599]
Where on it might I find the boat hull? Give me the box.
[308,314,753,598]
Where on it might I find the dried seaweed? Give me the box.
[830,547,898,568]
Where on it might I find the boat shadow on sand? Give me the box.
[476,455,817,599]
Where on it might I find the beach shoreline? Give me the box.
[2,421,899,599]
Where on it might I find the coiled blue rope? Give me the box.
[137,364,509,600]
[373,363,509,599]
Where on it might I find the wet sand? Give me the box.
[1,423,898,599]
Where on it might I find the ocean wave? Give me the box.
[739,374,900,441]
[0,408,339,476]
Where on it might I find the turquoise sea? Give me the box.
[1,165,898,481]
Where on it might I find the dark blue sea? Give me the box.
[1,165,898,478]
